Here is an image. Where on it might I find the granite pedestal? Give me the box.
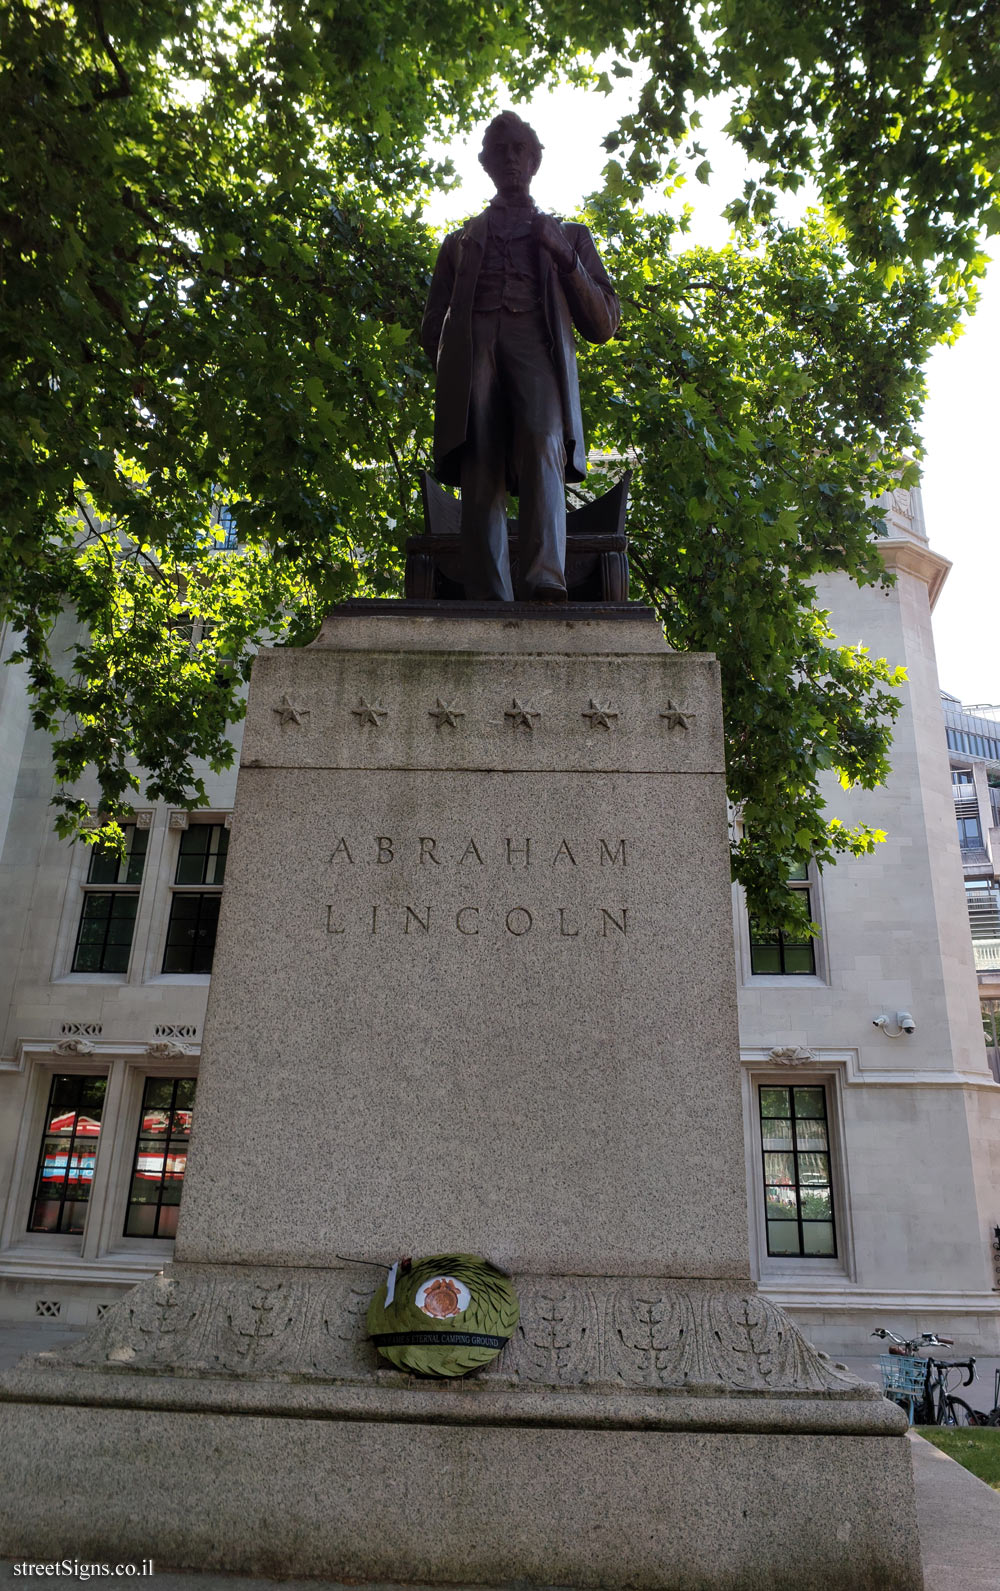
[0,607,922,1589]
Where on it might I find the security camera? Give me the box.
[873,1011,915,1037]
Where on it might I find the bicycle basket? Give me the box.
[880,1354,926,1396]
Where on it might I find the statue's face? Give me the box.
[480,129,537,198]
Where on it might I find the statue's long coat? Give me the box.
[420,211,620,490]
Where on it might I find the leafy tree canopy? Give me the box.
[1,0,994,928]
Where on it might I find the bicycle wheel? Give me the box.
[943,1396,988,1426]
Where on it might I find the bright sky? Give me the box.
[425,79,999,708]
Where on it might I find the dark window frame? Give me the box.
[161,822,229,974]
[71,825,147,974]
[759,1083,837,1259]
[749,867,817,976]
[28,1073,107,1235]
[123,1076,196,1239]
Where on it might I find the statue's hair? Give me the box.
[479,111,543,174]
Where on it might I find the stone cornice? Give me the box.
[878,536,951,611]
[1,1038,200,1073]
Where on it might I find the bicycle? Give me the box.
[871,1328,990,1425]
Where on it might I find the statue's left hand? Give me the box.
[534,213,576,273]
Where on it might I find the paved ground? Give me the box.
[3,1324,1000,1589]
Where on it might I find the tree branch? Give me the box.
[90,0,131,103]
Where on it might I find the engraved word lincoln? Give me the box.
[421,111,620,602]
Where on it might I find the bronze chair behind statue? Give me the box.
[406,471,631,603]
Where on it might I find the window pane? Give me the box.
[765,1185,797,1219]
[795,1118,829,1152]
[797,1151,830,1186]
[61,1200,90,1235]
[87,848,121,885]
[761,1120,793,1151]
[156,1205,180,1238]
[759,1087,790,1118]
[176,855,208,887]
[30,1199,63,1233]
[125,1204,157,1238]
[802,1223,836,1256]
[764,1152,795,1186]
[767,1220,802,1255]
[781,941,815,974]
[143,1077,175,1113]
[799,1188,832,1221]
[207,826,229,885]
[793,1088,826,1119]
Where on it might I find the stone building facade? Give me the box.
[1,487,998,1351]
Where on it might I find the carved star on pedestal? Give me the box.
[504,697,541,731]
[659,700,695,731]
[352,697,389,728]
[582,699,618,730]
[428,698,465,729]
[273,694,309,726]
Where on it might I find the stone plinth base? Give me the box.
[0,1401,919,1590]
[0,1263,923,1589]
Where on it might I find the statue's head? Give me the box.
[479,112,543,198]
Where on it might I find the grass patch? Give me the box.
[919,1427,1000,1489]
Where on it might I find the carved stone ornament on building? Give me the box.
[428,698,465,730]
[582,699,618,730]
[272,695,310,727]
[53,1038,94,1056]
[144,1041,191,1060]
[352,697,389,728]
[134,811,153,830]
[44,1264,870,1403]
[169,811,189,830]
[504,698,541,731]
[768,1047,816,1065]
[659,701,694,731]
